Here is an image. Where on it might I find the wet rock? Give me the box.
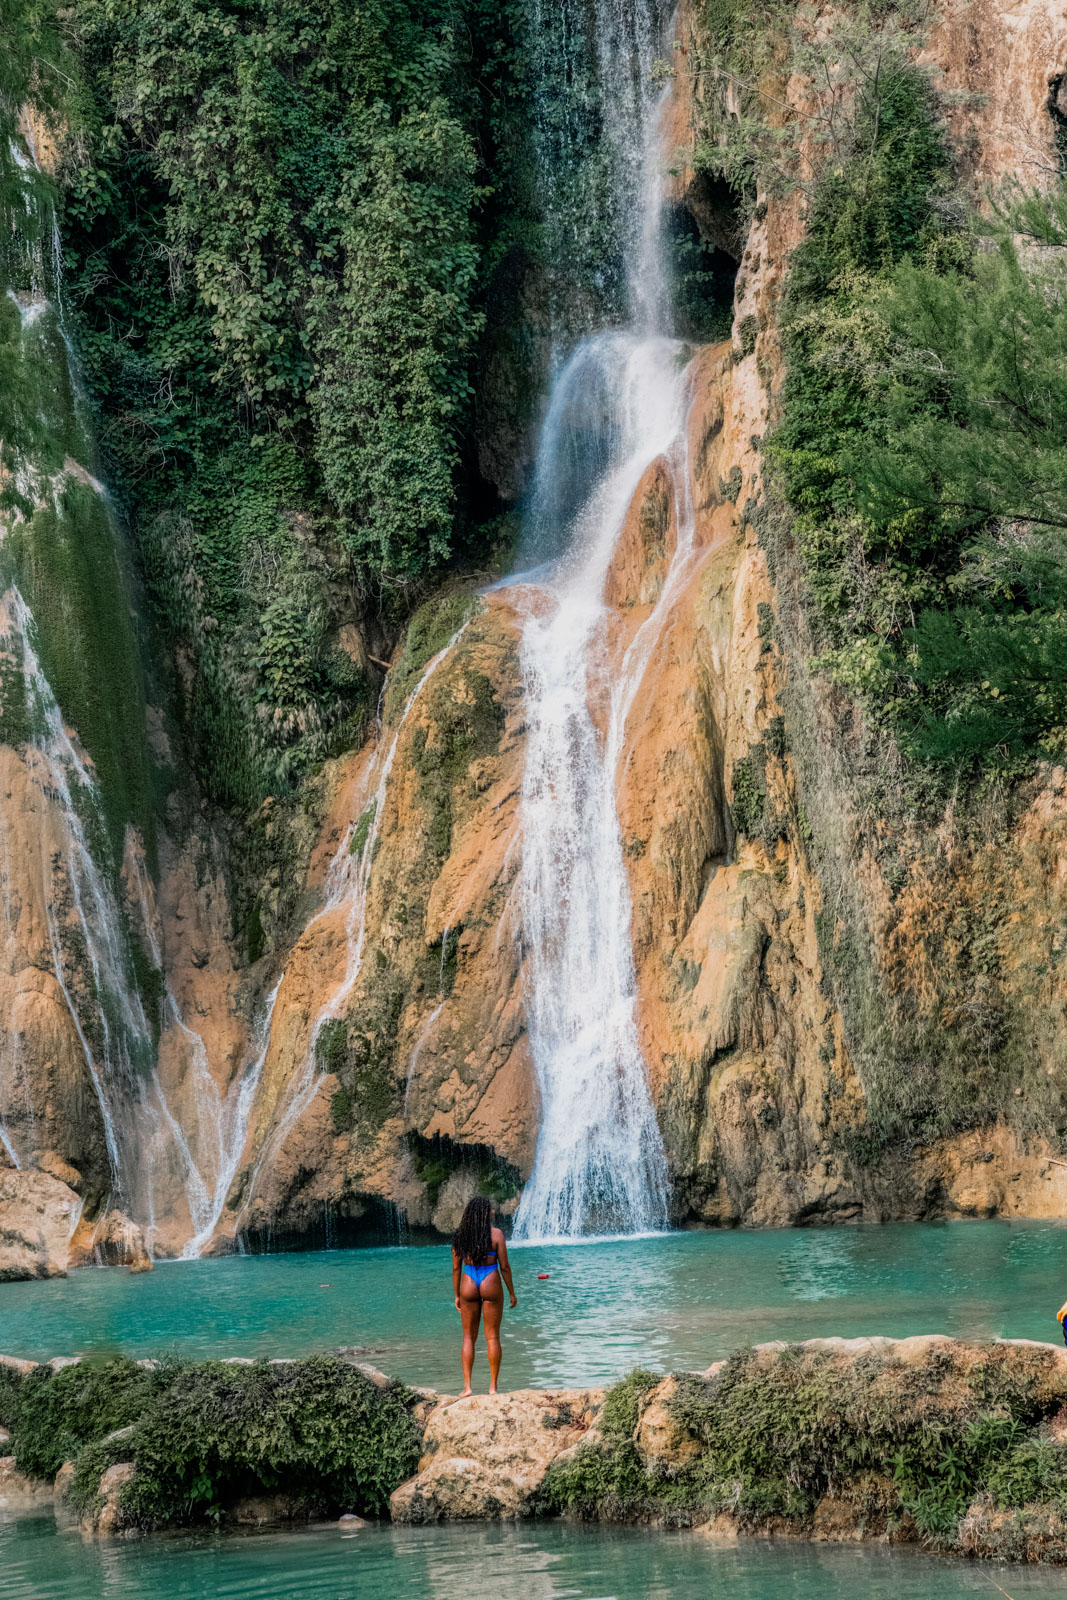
[230,1493,303,1527]
[634,1376,703,1470]
[337,1513,367,1529]
[0,1456,55,1510]
[69,1208,153,1273]
[0,1169,82,1281]
[83,1463,136,1536]
[390,1389,604,1523]
[53,1461,76,1504]
[430,1171,480,1237]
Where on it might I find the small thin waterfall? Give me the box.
[513,0,690,1239]
[0,586,148,1196]
[240,624,473,1213]
[0,126,256,1251]
[180,977,282,1258]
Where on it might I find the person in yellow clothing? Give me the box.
[1058,1301,1067,1346]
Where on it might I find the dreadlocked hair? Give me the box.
[453,1196,494,1265]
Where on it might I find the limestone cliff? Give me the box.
[211,0,1067,1243]
[3,0,1067,1265]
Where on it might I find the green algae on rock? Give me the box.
[8,1336,1067,1567]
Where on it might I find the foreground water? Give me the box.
[4,1221,1067,1387]
[5,1516,1067,1600]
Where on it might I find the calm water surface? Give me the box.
[5,1515,1067,1600]
[2,1220,1067,1388]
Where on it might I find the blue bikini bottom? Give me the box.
[463,1262,498,1287]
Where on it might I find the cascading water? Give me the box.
[238,626,472,1219]
[0,125,253,1255]
[513,0,696,1239]
[0,587,146,1197]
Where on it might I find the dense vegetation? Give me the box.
[0,1354,421,1525]
[0,0,535,812]
[541,1343,1067,1557]
[695,0,1067,776]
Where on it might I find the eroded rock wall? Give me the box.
[4,0,1067,1260]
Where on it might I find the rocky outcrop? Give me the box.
[0,1454,55,1510]
[0,1168,82,1281]
[390,1389,604,1523]
[2,0,1067,1258]
[6,1335,1067,1564]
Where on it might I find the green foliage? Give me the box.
[349,802,376,858]
[59,0,529,808]
[7,484,155,861]
[408,1132,521,1208]
[0,1,75,214]
[327,964,406,1134]
[315,1016,348,1076]
[329,1083,355,1134]
[5,1356,173,1479]
[386,591,480,717]
[0,1363,22,1427]
[540,1344,1067,1548]
[729,752,766,839]
[122,1357,419,1525]
[770,41,1067,773]
[410,670,505,858]
[3,1354,421,1527]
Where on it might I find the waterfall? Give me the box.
[0,126,252,1256]
[0,587,147,1195]
[238,624,472,1217]
[513,0,691,1239]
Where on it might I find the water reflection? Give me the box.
[5,1516,1067,1600]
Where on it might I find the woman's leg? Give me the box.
[481,1277,504,1394]
[459,1275,482,1396]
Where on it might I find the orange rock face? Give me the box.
[3,0,1067,1256]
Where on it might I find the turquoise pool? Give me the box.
[4,1513,1067,1600]
[2,1219,1066,1390]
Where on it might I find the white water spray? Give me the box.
[513,0,694,1239]
[0,587,146,1193]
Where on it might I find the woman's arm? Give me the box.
[495,1229,518,1309]
[452,1248,462,1311]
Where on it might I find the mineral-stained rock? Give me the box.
[69,1208,153,1273]
[634,1376,704,1470]
[0,1455,55,1510]
[390,1389,603,1523]
[0,1168,82,1281]
[82,1462,135,1536]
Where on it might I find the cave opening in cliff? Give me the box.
[238,1194,408,1255]
[664,173,743,344]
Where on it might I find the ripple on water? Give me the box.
[6,1517,1067,1600]
[2,1221,1066,1392]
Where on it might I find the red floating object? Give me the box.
[537,1273,550,1280]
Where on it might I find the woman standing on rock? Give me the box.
[452,1196,517,1396]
